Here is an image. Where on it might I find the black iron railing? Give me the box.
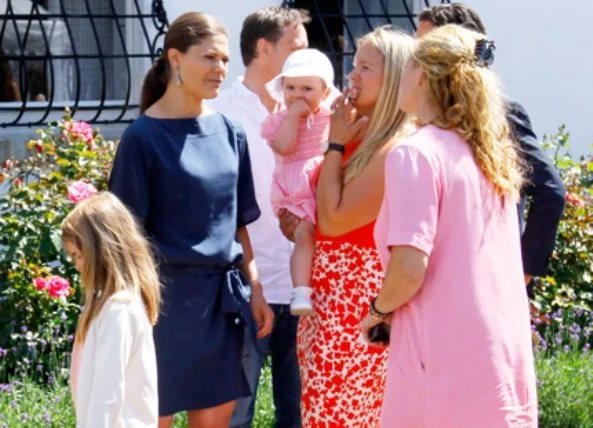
[0,0,168,128]
[283,0,451,86]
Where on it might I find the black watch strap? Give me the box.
[326,142,345,154]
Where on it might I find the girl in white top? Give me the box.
[62,191,161,428]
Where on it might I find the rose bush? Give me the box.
[530,126,593,352]
[0,109,115,383]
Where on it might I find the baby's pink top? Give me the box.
[262,108,331,164]
[261,108,330,223]
[374,125,537,427]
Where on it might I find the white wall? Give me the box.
[163,0,283,88]
[465,0,592,156]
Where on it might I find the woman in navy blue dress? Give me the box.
[108,12,274,427]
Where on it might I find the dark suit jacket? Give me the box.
[506,100,566,277]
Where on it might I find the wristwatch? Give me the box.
[322,141,345,155]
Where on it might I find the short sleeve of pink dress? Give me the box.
[374,125,537,428]
[376,144,439,263]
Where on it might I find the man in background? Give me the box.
[211,7,310,428]
[417,3,566,294]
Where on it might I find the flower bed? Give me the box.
[0,110,113,384]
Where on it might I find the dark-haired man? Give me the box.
[211,7,310,428]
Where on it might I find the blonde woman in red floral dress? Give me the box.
[293,27,414,427]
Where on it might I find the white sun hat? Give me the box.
[266,48,341,104]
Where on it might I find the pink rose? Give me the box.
[566,192,584,207]
[34,277,48,291]
[65,120,94,145]
[68,181,98,204]
[47,276,71,299]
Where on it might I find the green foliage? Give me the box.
[534,125,593,315]
[0,110,114,383]
[0,363,276,428]
[0,380,75,427]
[536,351,593,427]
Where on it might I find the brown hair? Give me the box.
[240,7,310,67]
[418,3,487,35]
[140,12,227,113]
[62,192,161,344]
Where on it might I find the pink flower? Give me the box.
[566,192,584,207]
[34,277,48,291]
[65,120,94,145]
[47,276,71,299]
[68,181,98,204]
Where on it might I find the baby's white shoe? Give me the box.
[290,286,313,316]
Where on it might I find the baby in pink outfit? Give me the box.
[262,48,339,315]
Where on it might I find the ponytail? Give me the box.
[138,12,228,114]
[140,56,168,114]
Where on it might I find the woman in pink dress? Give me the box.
[360,25,538,427]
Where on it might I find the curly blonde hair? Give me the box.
[343,26,414,183]
[414,24,523,200]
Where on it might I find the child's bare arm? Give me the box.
[270,100,311,156]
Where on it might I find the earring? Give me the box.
[175,68,183,87]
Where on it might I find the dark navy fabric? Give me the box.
[507,100,566,277]
[109,113,261,415]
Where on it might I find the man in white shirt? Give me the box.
[210,7,309,428]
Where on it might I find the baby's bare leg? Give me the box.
[290,220,316,287]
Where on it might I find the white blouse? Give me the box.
[71,291,158,427]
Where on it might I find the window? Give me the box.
[0,0,168,127]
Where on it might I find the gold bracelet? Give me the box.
[369,297,390,320]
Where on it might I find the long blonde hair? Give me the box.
[414,24,523,199]
[62,192,161,344]
[344,26,414,183]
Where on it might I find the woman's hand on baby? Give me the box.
[329,88,368,145]
[278,208,301,242]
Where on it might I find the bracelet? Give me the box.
[369,297,391,320]
[322,141,345,155]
